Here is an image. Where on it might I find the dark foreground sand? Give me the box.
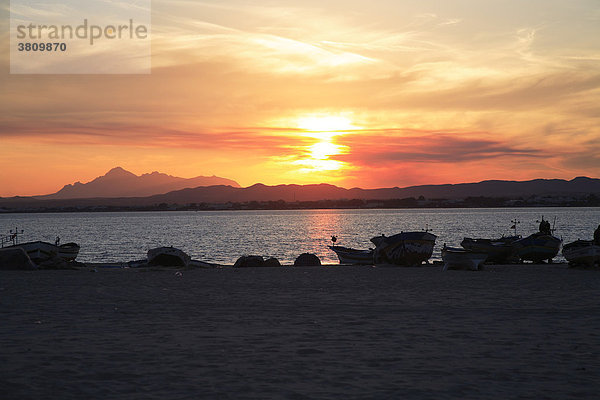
[1,264,599,399]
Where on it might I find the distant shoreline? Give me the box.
[1,197,600,214]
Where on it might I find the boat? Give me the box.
[442,245,488,271]
[370,231,437,266]
[10,241,59,263]
[58,242,80,261]
[513,233,562,263]
[5,240,81,263]
[562,240,600,267]
[460,236,520,264]
[147,246,191,267]
[1,229,80,263]
[328,246,374,264]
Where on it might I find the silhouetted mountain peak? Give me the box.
[37,167,240,199]
[105,166,136,177]
[572,176,593,182]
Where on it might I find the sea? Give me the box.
[1,207,599,264]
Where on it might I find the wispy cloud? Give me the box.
[334,131,542,166]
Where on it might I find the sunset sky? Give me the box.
[1,0,599,196]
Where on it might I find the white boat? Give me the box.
[442,245,488,271]
[562,240,600,267]
[2,229,79,263]
[147,247,191,267]
[328,246,374,264]
[11,241,59,263]
[5,241,81,263]
[58,242,80,261]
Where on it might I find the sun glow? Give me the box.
[297,115,357,139]
[289,114,356,173]
[309,141,343,160]
[294,143,347,172]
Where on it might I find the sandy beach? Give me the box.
[1,264,599,399]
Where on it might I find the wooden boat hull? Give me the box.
[562,240,600,267]
[514,234,561,263]
[442,246,488,271]
[460,236,520,264]
[328,246,373,264]
[371,232,437,266]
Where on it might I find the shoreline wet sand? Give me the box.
[1,264,599,399]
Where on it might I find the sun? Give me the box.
[309,142,342,160]
[289,114,355,173]
[293,142,347,172]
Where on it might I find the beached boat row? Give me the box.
[99,222,599,270]
[328,221,599,270]
[1,221,599,270]
[329,231,563,270]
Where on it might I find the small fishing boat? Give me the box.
[562,240,600,267]
[442,245,488,271]
[11,241,59,263]
[513,233,562,263]
[371,231,437,266]
[2,229,80,263]
[58,242,80,261]
[328,246,374,264]
[460,236,520,264]
[6,241,81,263]
[147,246,191,267]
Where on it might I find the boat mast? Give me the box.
[511,219,520,236]
[1,227,24,247]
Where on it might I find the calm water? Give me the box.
[1,208,599,264]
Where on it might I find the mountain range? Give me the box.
[36,167,240,199]
[137,176,600,204]
[0,167,599,210]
